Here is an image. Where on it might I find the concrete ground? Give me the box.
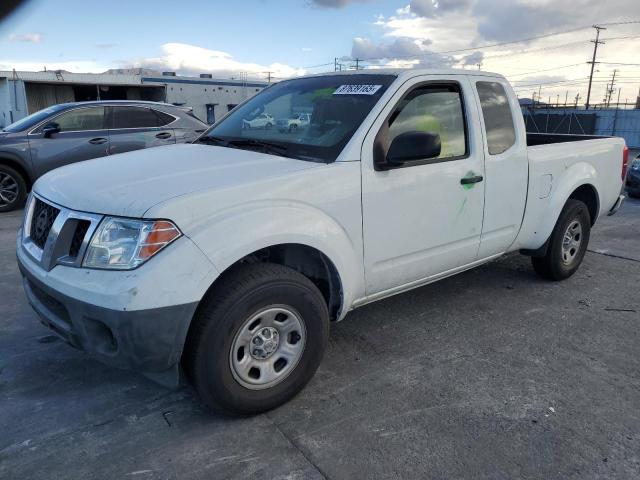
[1,197,639,480]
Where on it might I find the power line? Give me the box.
[597,61,640,66]
[506,63,585,77]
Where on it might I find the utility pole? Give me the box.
[586,25,606,110]
[537,85,542,107]
[354,58,360,70]
[606,69,617,107]
[265,71,274,83]
[574,93,581,108]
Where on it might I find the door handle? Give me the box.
[460,175,483,185]
[155,132,172,139]
[88,137,107,145]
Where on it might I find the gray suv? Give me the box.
[0,101,207,212]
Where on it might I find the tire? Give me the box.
[183,263,329,416]
[0,164,27,213]
[265,122,273,130]
[289,124,298,132]
[531,199,591,281]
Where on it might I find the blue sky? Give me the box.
[1,0,398,75]
[1,0,640,101]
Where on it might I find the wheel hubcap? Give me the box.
[230,306,306,390]
[561,219,582,265]
[0,172,19,206]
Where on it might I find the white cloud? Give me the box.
[8,32,42,43]
[129,43,305,80]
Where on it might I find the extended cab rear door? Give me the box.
[469,77,528,258]
[360,75,486,296]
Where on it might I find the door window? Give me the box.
[50,107,105,132]
[110,107,161,129]
[476,81,516,155]
[388,84,467,160]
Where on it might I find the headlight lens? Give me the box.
[83,217,181,270]
[632,158,640,170]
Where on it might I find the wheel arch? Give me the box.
[0,155,33,190]
[196,242,344,322]
[568,183,599,226]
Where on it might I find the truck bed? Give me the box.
[526,133,608,146]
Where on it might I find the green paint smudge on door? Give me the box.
[462,170,478,190]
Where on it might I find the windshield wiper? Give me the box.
[196,136,303,160]
[226,138,289,154]
[195,136,229,146]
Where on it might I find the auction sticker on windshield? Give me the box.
[333,84,382,95]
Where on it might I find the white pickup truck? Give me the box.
[17,69,627,415]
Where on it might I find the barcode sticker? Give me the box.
[333,84,382,95]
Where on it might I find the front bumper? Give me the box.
[17,225,218,387]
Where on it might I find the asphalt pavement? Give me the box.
[1,197,639,479]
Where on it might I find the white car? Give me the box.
[242,113,274,129]
[17,69,627,416]
[277,113,311,132]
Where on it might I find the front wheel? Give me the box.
[531,199,591,281]
[0,164,27,213]
[183,263,329,415]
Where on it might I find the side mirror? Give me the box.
[386,131,441,167]
[42,123,60,138]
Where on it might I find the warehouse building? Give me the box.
[0,69,268,128]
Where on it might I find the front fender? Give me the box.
[184,200,364,315]
[515,161,600,251]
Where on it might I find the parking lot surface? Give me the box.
[1,197,639,480]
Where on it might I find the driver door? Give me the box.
[360,76,486,296]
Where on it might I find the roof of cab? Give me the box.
[306,68,505,79]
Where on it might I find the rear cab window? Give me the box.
[476,81,516,155]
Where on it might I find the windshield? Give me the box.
[3,104,67,133]
[200,74,396,162]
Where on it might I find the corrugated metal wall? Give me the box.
[25,83,74,113]
[594,110,640,148]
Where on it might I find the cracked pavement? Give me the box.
[1,197,639,479]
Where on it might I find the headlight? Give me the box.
[83,217,181,270]
[632,158,640,170]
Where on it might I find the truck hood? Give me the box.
[34,143,323,217]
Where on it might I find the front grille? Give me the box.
[30,198,60,249]
[69,220,91,258]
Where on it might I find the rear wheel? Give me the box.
[531,199,591,280]
[0,164,27,212]
[183,263,329,415]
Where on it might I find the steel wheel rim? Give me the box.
[230,305,306,390]
[561,219,582,265]
[0,172,19,207]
